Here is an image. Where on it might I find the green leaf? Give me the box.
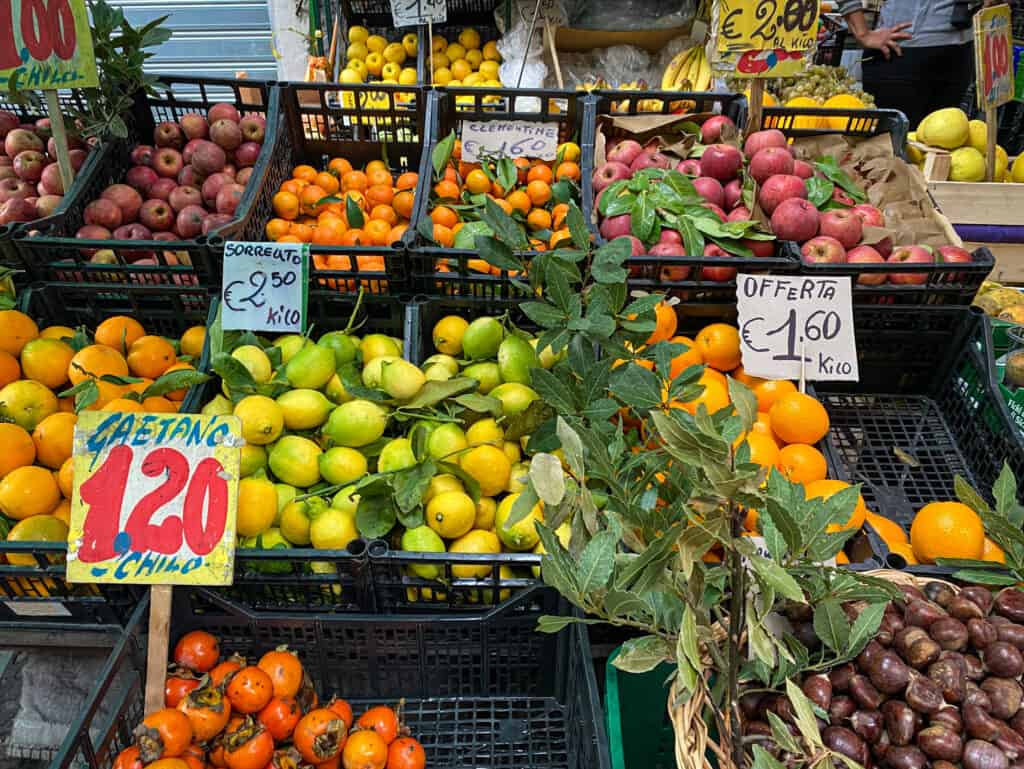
[752,745,789,769]
[535,615,596,633]
[497,157,517,194]
[597,180,629,216]
[503,400,555,441]
[814,156,866,203]
[530,368,577,415]
[505,484,541,529]
[453,392,503,416]
[727,378,758,435]
[680,217,704,257]
[663,171,701,203]
[615,521,685,591]
[603,192,637,217]
[578,525,619,594]
[392,461,437,514]
[212,352,258,399]
[346,195,365,229]
[520,301,566,329]
[612,635,671,673]
[766,712,803,755]
[453,220,493,249]
[476,236,525,272]
[847,602,887,657]
[591,237,631,284]
[401,377,477,409]
[355,494,397,538]
[678,605,702,672]
[536,522,580,599]
[143,369,211,399]
[785,678,824,749]
[630,193,656,244]
[480,196,530,251]
[432,131,455,179]
[529,453,565,506]
[950,568,1019,586]
[436,461,481,502]
[807,177,835,209]
[750,555,804,602]
[555,417,585,477]
[609,363,663,410]
[566,201,590,250]
[994,462,1018,519]
[813,600,851,653]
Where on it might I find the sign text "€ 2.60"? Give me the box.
[717,0,820,52]
[67,412,242,586]
[736,274,859,382]
[0,0,98,90]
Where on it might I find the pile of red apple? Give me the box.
[74,102,266,261]
[0,113,89,225]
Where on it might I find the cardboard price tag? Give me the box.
[460,120,560,162]
[67,412,242,585]
[736,274,859,381]
[390,0,446,26]
[974,5,1013,109]
[0,0,98,90]
[716,0,820,53]
[222,241,308,334]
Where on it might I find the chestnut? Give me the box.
[984,641,1024,677]
[830,695,857,724]
[824,726,869,766]
[966,681,994,710]
[785,602,813,623]
[740,691,765,720]
[932,706,963,733]
[899,585,927,604]
[969,618,999,650]
[905,600,949,628]
[905,674,944,714]
[931,617,970,651]
[859,640,886,670]
[883,700,918,746]
[966,654,987,681]
[851,710,884,744]
[996,723,1024,761]
[870,651,911,694]
[882,611,906,638]
[963,739,1009,769]
[997,623,1024,650]
[928,657,967,702]
[883,745,927,769]
[962,586,995,614]
[917,725,964,762]
[895,626,931,657]
[851,674,885,710]
[965,703,1002,741]
[769,694,796,724]
[906,638,941,670]
[934,762,960,769]
[803,674,833,711]
[831,664,856,693]
[925,581,958,608]
[981,677,1023,720]
[950,595,987,621]
[1010,709,1024,738]
[793,621,822,652]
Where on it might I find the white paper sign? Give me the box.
[222,241,308,333]
[735,274,858,382]
[391,0,446,26]
[460,120,560,162]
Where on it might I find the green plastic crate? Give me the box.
[604,646,676,769]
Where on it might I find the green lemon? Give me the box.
[462,317,504,360]
[233,395,284,446]
[240,527,292,573]
[362,354,400,388]
[462,362,501,394]
[323,399,388,447]
[277,388,334,430]
[495,492,543,551]
[237,477,278,537]
[422,353,459,376]
[378,437,416,473]
[275,483,297,517]
[424,363,452,382]
[201,394,233,416]
[424,473,464,502]
[239,444,268,477]
[531,338,565,369]
[285,343,336,389]
[380,358,426,400]
[400,525,446,578]
[427,423,468,461]
[325,374,354,405]
[425,490,476,539]
[279,499,312,545]
[490,383,539,416]
[0,380,58,431]
[309,505,359,550]
[232,345,273,383]
[432,315,469,356]
[466,418,503,447]
[273,334,310,364]
[497,335,539,384]
[331,484,360,515]
[319,446,368,485]
[449,528,500,577]
[361,334,402,363]
[507,461,530,493]
[268,435,323,488]
[317,331,359,367]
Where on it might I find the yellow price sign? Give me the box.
[717,0,821,53]
[974,4,1013,109]
[0,0,99,90]
[67,412,242,586]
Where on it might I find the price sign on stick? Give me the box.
[716,0,821,52]
[735,274,859,381]
[390,0,446,26]
[973,4,1013,180]
[222,241,309,334]
[460,120,559,162]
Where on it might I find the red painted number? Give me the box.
[76,445,230,564]
[50,0,76,60]
[985,34,1010,94]
[0,1,19,69]
[20,0,52,62]
[0,0,79,70]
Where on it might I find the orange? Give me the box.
[493,198,514,216]
[395,172,418,190]
[364,219,393,246]
[102,398,144,412]
[328,157,353,177]
[442,166,458,183]
[672,370,730,416]
[300,185,328,216]
[805,479,868,533]
[433,179,460,200]
[293,164,318,182]
[753,379,797,413]
[20,338,74,389]
[143,396,178,413]
[280,178,306,197]
[312,223,345,246]
[68,344,129,385]
[273,191,300,220]
[526,180,552,207]
[366,168,392,188]
[0,350,20,388]
[513,157,531,183]
[430,206,459,229]
[122,377,152,397]
[551,203,569,229]
[365,185,395,208]
[465,169,491,195]
[342,170,368,192]
[288,223,314,243]
[695,323,741,371]
[0,310,39,356]
[982,537,1006,564]
[526,164,553,184]
[739,431,779,468]
[127,335,177,379]
[751,411,773,439]
[57,457,73,497]
[888,542,918,565]
[730,365,764,389]
[369,204,397,226]
[529,238,548,252]
[777,443,827,483]
[51,498,70,525]
[32,412,76,469]
[910,501,985,564]
[266,218,291,240]
[0,465,60,520]
[342,190,367,211]
[549,227,572,249]
[0,423,35,479]
[432,224,454,247]
[180,326,206,359]
[526,208,552,231]
[555,160,580,181]
[58,397,74,413]
[95,316,145,354]
[160,362,195,401]
[393,190,415,219]
[647,302,678,345]
[341,229,366,246]
[389,224,408,243]
[490,180,507,197]
[39,326,74,341]
[506,190,531,214]
[865,512,909,547]
[315,172,339,195]
[769,392,830,445]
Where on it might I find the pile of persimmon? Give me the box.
[427,137,582,268]
[114,629,426,769]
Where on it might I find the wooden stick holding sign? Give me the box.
[145,585,174,714]
[973,4,1013,181]
[746,79,765,137]
[43,91,76,195]
[544,21,563,89]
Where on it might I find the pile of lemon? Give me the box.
[341,25,418,86]
[428,28,503,88]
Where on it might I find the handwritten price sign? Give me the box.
[736,274,859,381]
[717,0,820,52]
[974,5,1013,109]
[390,0,445,26]
[0,0,98,90]
[460,120,559,162]
[67,412,242,585]
[222,241,308,334]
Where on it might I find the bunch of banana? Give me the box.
[661,44,711,92]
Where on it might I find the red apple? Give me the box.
[851,203,884,227]
[743,129,787,159]
[793,160,814,179]
[148,178,177,201]
[0,178,34,202]
[182,138,204,165]
[84,197,123,229]
[154,121,184,149]
[703,203,727,221]
[76,224,112,256]
[802,236,847,264]
[180,113,209,140]
[693,176,724,207]
[770,198,819,242]
[599,213,632,241]
[630,151,671,174]
[847,245,887,285]
[126,165,158,194]
[153,148,183,179]
[178,166,204,187]
[742,239,775,258]
[236,167,253,185]
[102,184,143,223]
[239,114,266,143]
[0,198,37,224]
[937,244,973,281]
[208,103,240,124]
[201,213,233,235]
[699,144,744,182]
[34,193,62,218]
[658,230,682,247]
[728,206,751,222]
[34,118,51,139]
[210,119,242,152]
[0,167,14,182]
[139,199,174,231]
[168,185,202,213]
[175,204,207,238]
[701,115,735,144]
[215,183,245,215]
[832,187,856,207]
[4,128,43,157]
[201,173,231,207]
[221,163,236,178]
[191,140,227,177]
[592,161,630,193]
[749,146,795,185]
[0,111,18,139]
[131,145,155,166]
[703,243,736,281]
[819,209,863,250]
[13,150,45,182]
[112,223,154,261]
[38,163,63,195]
[723,179,742,210]
[607,139,643,168]
[675,158,701,176]
[234,141,262,168]
[887,245,933,285]
[759,175,807,215]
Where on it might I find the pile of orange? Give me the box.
[0,309,206,556]
[428,139,582,267]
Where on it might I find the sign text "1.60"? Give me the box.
[460,120,560,163]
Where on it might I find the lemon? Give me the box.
[466,418,503,447]
[996,146,1009,180]
[425,474,464,502]
[275,483,297,516]
[348,59,369,81]
[450,59,472,81]
[490,383,539,416]
[0,380,58,432]
[232,345,272,383]
[7,515,67,565]
[382,61,401,81]
[234,395,284,445]
[426,490,476,539]
[905,131,925,164]
[432,315,469,355]
[531,522,571,576]
[503,441,521,464]
[273,334,309,364]
[309,504,358,550]
[269,435,323,488]
[347,41,369,61]
[460,445,511,496]
[362,354,399,389]
[458,27,481,50]
[325,374,353,405]
[331,484,359,515]
[380,358,426,400]
[950,146,986,182]
[474,496,497,529]
[399,67,417,85]
[319,447,368,485]
[201,394,232,416]
[507,461,530,493]
[483,40,500,61]
[433,67,453,86]
[237,477,278,537]
[446,42,466,61]
[348,25,369,44]
[324,399,388,447]
[284,344,335,390]
[378,437,417,472]
[450,529,500,577]
[917,107,969,150]
[240,528,292,573]
[474,564,514,602]
[466,49,483,69]
[427,423,468,461]
[495,493,543,551]
[557,141,580,162]
[432,52,451,70]
[383,42,406,64]
[431,34,446,53]
[423,354,459,375]
[462,317,503,359]
[366,34,387,53]
[401,526,446,578]
[462,362,501,393]
[497,335,539,384]
[479,60,500,81]
[424,363,451,381]
[361,334,402,363]
[402,32,418,57]
[464,72,484,87]
[316,331,358,366]
[239,444,268,477]
[967,119,988,153]
[1013,154,1024,183]
[277,388,333,430]
[365,52,384,76]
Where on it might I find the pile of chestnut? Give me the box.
[742,582,1024,769]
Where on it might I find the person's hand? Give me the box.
[856,22,913,58]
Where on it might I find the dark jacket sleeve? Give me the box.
[836,0,863,16]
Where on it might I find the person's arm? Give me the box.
[839,3,914,58]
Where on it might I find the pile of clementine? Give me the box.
[0,309,207,562]
[114,629,426,769]
[427,139,582,269]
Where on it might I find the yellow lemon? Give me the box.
[0,380,58,431]
[319,447,368,486]
[474,496,497,529]
[446,42,466,62]
[432,315,469,356]
[465,49,483,69]
[239,444,268,477]
[425,491,476,539]
[237,477,278,537]
[425,474,465,502]
[233,395,284,445]
[459,445,511,497]
[466,418,503,447]
[310,506,358,550]
[450,529,500,577]
[366,34,387,53]
[495,492,543,551]
[482,40,501,61]
[400,526,445,578]
[459,28,481,50]
[231,345,272,384]
[450,58,472,81]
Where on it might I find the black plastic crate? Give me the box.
[340,0,499,30]
[794,242,993,306]
[51,588,611,769]
[415,20,502,86]
[409,88,587,299]
[10,75,280,288]
[206,81,428,300]
[761,106,910,158]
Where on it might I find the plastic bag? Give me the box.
[558,44,654,88]
[497,17,548,108]
[566,0,695,30]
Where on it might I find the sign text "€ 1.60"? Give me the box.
[736,274,859,382]
[717,0,820,52]
[222,240,309,334]
[460,120,560,163]
[67,412,242,586]
[0,0,99,90]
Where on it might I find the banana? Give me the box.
[661,49,690,90]
[677,49,699,90]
